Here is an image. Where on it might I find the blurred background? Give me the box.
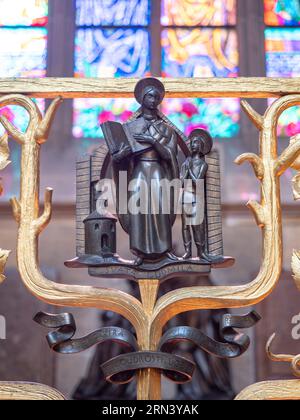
[0,0,300,400]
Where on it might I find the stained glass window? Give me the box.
[161,0,236,26]
[265,0,300,26]
[74,0,239,139]
[75,29,150,78]
[162,98,240,138]
[0,7,48,136]
[0,0,48,198]
[161,17,239,138]
[0,0,48,27]
[76,0,150,26]
[265,28,300,77]
[73,0,150,139]
[162,29,238,78]
[265,2,300,137]
[73,98,137,138]
[0,28,47,78]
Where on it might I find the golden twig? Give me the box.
[266,334,300,378]
[241,100,264,130]
[10,197,21,224]
[0,95,42,144]
[246,200,266,228]
[235,153,264,180]
[275,135,300,176]
[0,116,26,144]
[33,188,53,234]
[35,97,63,144]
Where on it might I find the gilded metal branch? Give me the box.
[235,380,300,400]
[35,97,63,144]
[0,133,11,171]
[0,116,26,144]
[292,251,300,291]
[292,174,300,201]
[246,200,266,228]
[0,249,10,284]
[241,100,263,131]
[0,383,65,401]
[234,153,264,180]
[290,135,300,171]
[266,334,300,378]
[0,129,11,282]
[235,334,300,400]
[10,197,21,224]
[0,95,42,143]
[275,136,300,176]
[33,188,53,234]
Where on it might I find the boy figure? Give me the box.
[181,129,215,262]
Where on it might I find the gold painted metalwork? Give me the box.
[0,79,300,400]
[0,249,10,284]
[0,383,65,401]
[235,334,300,400]
[235,380,300,401]
[266,334,300,378]
[0,131,11,281]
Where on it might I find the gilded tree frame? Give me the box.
[0,77,300,400]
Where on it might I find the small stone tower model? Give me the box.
[83,199,117,258]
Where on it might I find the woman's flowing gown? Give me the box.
[122,115,179,260]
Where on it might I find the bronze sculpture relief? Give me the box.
[65,77,234,281]
[108,78,179,263]
[2,78,297,400]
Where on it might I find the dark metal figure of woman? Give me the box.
[112,78,179,263]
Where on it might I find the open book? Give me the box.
[101,121,152,156]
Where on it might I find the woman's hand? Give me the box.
[133,134,155,145]
[112,143,132,163]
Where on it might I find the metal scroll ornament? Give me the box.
[65,77,235,281]
[34,310,260,385]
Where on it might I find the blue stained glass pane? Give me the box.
[75,28,150,77]
[76,0,150,26]
[266,28,300,136]
[265,28,300,77]
[162,29,238,78]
